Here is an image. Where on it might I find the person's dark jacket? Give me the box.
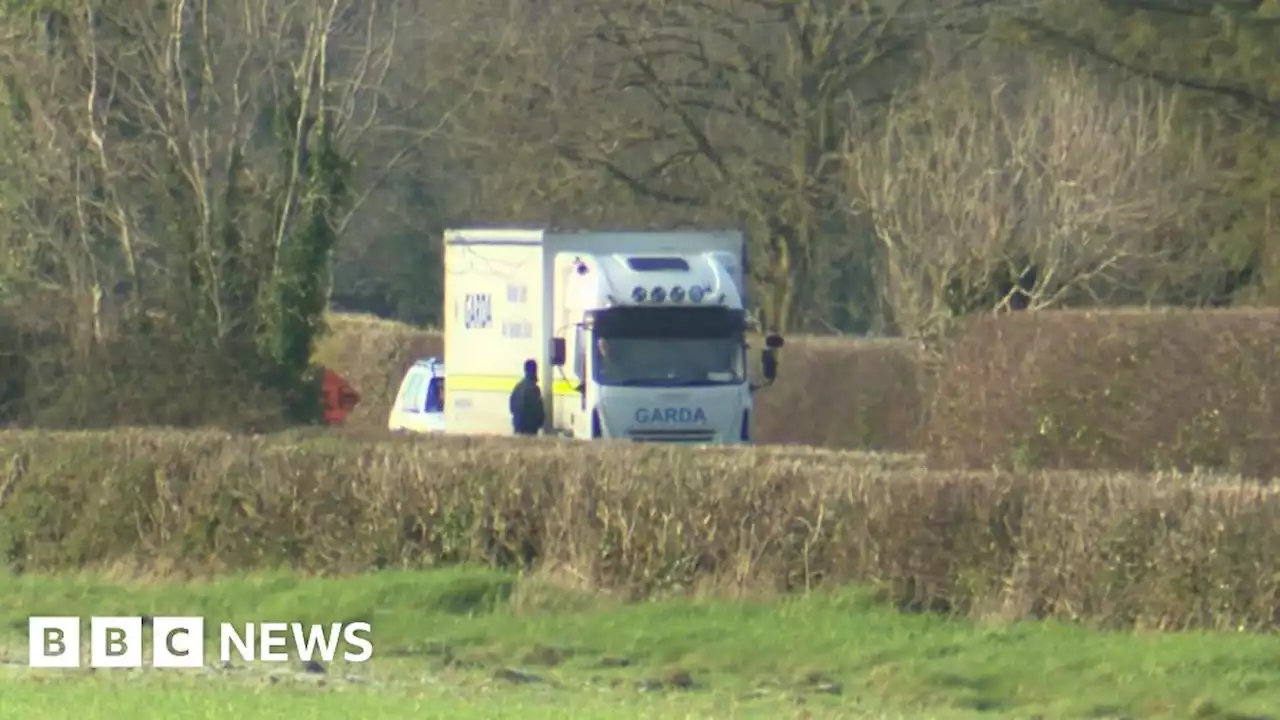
[509,377,545,434]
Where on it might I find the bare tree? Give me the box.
[321,0,557,323]
[523,0,974,332]
[0,8,123,351]
[406,0,652,229]
[845,49,1218,340]
[0,0,426,423]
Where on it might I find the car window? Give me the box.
[425,377,445,412]
[399,373,425,412]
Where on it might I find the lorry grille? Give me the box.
[628,429,717,443]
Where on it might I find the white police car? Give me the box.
[387,357,446,434]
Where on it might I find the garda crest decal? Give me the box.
[634,407,707,425]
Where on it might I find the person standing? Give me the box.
[509,359,546,435]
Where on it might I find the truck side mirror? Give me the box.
[551,337,566,366]
[761,349,778,382]
[765,333,785,350]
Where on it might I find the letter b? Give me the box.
[28,617,80,668]
[91,617,143,668]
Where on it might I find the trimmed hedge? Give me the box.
[927,309,1280,478]
[2,429,1278,630]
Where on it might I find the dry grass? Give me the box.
[315,313,925,450]
[2,428,1278,631]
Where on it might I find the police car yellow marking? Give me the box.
[447,374,580,397]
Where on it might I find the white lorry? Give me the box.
[440,227,783,443]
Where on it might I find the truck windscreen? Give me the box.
[590,307,746,387]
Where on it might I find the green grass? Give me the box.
[0,567,1276,719]
[0,674,862,720]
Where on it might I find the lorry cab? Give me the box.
[387,357,446,434]
[547,250,783,444]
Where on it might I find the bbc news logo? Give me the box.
[28,616,373,668]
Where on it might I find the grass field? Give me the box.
[1,568,1276,719]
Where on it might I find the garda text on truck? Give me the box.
[635,406,708,425]
[27,616,373,668]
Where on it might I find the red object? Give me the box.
[321,369,360,425]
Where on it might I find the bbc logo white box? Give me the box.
[28,616,80,668]
[153,616,204,668]
[29,616,205,669]
[91,616,142,667]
